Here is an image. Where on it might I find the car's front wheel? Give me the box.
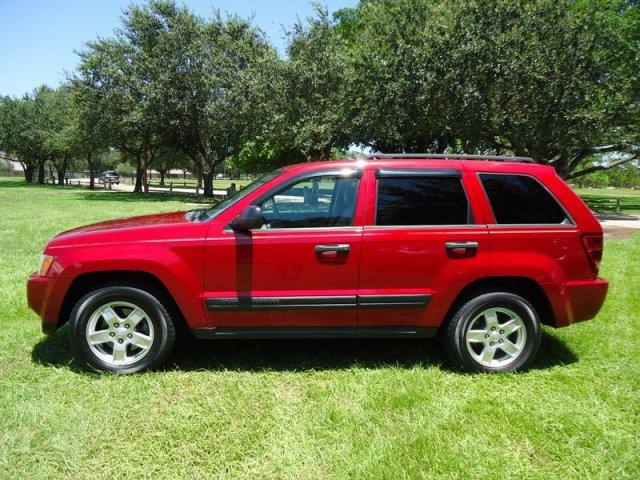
[68,285,175,373]
[442,292,541,372]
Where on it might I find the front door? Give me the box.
[203,170,363,327]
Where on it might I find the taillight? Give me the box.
[580,233,603,274]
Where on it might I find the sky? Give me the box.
[0,0,357,98]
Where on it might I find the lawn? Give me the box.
[573,187,640,216]
[0,177,639,479]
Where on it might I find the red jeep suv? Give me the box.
[27,154,608,373]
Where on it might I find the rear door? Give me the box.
[358,165,490,327]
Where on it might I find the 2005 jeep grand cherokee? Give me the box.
[28,154,608,373]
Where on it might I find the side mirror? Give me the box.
[232,205,263,231]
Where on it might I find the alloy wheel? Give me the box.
[85,301,155,366]
[465,307,527,368]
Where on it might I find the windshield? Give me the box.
[196,169,284,222]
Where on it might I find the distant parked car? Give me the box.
[98,171,120,185]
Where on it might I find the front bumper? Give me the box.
[27,274,71,334]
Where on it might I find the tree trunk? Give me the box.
[197,168,203,189]
[133,154,143,193]
[56,156,70,186]
[87,151,95,189]
[142,135,151,194]
[23,164,34,183]
[56,167,64,185]
[37,160,45,184]
[202,170,214,197]
[159,167,166,186]
[435,135,449,154]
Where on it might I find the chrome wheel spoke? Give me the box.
[480,345,496,364]
[88,330,112,345]
[466,330,487,343]
[484,308,499,329]
[130,332,152,350]
[500,340,520,357]
[112,341,127,364]
[100,306,120,327]
[125,308,146,328]
[500,319,521,336]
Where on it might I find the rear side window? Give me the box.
[376,176,470,226]
[480,173,569,224]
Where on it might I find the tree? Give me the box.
[144,1,278,196]
[279,5,354,160]
[336,0,453,153]
[0,96,39,182]
[70,71,110,189]
[41,86,80,185]
[74,15,162,193]
[336,0,640,177]
[0,88,53,183]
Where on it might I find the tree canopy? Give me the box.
[0,0,638,191]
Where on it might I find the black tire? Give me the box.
[68,285,175,374]
[442,292,541,373]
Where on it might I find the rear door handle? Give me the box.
[315,244,350,254]
[445,241,479,251]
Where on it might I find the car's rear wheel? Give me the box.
[68,286,175,373]
[442,292,541,372]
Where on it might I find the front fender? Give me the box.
[48,241,207,328]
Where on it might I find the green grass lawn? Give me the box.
[573,187,640,215]
[0,177,639,479]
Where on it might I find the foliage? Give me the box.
[337,0,640,176]
[572,162,640,189]
[1,0,639,184]
[279,5,354,160]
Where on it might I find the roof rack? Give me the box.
[366,153,535,163]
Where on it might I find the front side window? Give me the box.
[480,173,569,224]
[196,169,284,221]
[376,176,470,226]
[259,175,359,229]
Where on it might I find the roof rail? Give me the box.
[366,153,535,163]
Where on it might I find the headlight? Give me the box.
[38,254,55,277]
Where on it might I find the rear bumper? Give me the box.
[27,274,71,334]
[546,278,608,327]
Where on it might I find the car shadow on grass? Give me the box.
[31,327,577,374]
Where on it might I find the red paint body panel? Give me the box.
[26,158,608,334]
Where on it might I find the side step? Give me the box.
[191,326,438,340]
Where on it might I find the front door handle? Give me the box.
[315,244,350,254]
[445,241,479,251]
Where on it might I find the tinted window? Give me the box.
[480,174,568,224]
[376,176,469,226]
[259,175,359,228]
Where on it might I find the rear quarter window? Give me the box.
[479,173,569,224]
